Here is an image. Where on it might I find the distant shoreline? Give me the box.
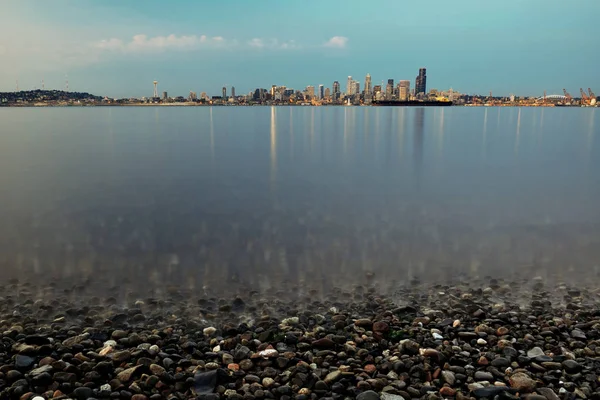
[1,103,590,108]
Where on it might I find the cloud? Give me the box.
[248,38,299,50]
[96,34,230,53]
[323,36,349,48]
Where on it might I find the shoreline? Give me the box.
[2,275,599,400]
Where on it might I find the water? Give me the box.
[0,106,599,294]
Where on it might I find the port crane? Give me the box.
[589,88,596,99]
[580,88,590,102]
[563,89,573,104]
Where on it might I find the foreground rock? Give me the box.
[0,277,599,399]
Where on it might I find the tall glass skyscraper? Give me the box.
[364,73,372,96]
[415,68,427,95]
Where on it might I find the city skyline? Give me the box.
[1,0,599,97]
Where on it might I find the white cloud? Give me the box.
[247,38,299,50]
[323,36,349,48]
[95,34,230,53]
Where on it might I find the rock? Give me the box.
[491,357,511,368]
[509,372,536,392]
[373,321,390,333]
[527,347,545,358]
[203,327,217,337]
[537,388,561,400]
[111,350,131,363]
[15,355,35,370]
[562,360,582,373]
[148,345,160,356]
[312,338,336,349]
[117,366,141,382]
[324,370,342,383]
[442,370,456,385]
[357,390,381,400]
[29,365,53,377]
[262,377,275,387]
[149,364,166,375]
[440,387,457,396]
[400,340,420,355]
[73,387,93,400]
[355,319,373,328]
[474,371,494,381]
[194,370,218,395]
[473,387,517,398]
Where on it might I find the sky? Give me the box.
[0,0,599,98]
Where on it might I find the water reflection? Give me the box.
[413,108,425,187]
[0,107,599,293]
[270,106,277,191]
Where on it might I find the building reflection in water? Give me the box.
[270,106,277,190]
[515,108,521,155]
[413,108,425,188]
[482,108,488,160]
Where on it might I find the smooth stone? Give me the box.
[527,347,545,358]
[15,355,35,369]
[562,360,582,373]
[357,390,381,400]
[509,372,536,392]
[473,387,517,398]
[194,370,218,395]
[442,371,456,385]
[74,387,94,400]
[474,371,494,381]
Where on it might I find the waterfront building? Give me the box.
[415,68,427,95]
[318,84,324,99]
[399,80,410,101]
[364,73,372,96]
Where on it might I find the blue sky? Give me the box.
[1,0,598,98]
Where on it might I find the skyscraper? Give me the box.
[346,76,353,96]
[415,68,427,96]
[305,85,315,98]
[318,84,324,99]
[324,87,331,100]
[399,80,410,101]
[333,81,340,102]
[364,73,372,96]
[353,81,360,96]
[222,86,227,99]
[386,79,394,100]
[231,86,236,98]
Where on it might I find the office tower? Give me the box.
[415,68,427,95]
[324,87,331,100]
[222,86,227,99]
[386,79,394,100]
[346,76,353,96]
[318,84,324,99]
[162,91,168,101]
[231,86,235,98]
[333,81,340,101]
[305,85,315,98]
[364,73,372,96]
[353,81,360,95]
[399,80,410,101]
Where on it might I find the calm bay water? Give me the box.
[0,106,599,292]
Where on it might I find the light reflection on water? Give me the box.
[0,106,598,294]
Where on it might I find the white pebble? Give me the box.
[433,333,444,340]
[100,383,111,391]
[212,345,221,352]
[453,320,461,328]
[32,397,45,400]
[103,340,117,348]
[203,327,217,336]
[477,338,487,345]
[148,344,159,356]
